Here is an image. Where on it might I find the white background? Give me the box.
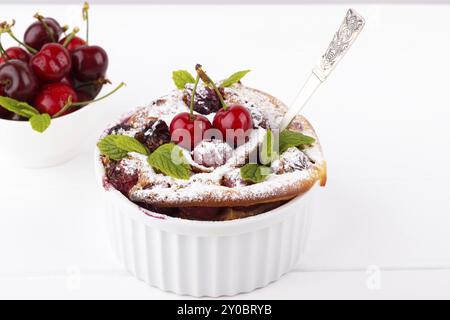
[1,3,450,299]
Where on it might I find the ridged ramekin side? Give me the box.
[102,189,313,297]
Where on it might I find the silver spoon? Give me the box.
[279,8,365,131]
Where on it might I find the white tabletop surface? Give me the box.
[1,3,450,299]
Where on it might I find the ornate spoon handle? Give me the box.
[279,8,365,131]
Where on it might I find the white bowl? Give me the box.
[0,102,106,168]
[95,150,318,297]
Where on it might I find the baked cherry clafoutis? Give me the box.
[98,65,327,221]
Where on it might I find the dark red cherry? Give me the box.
[212,104,253,146]
[30,43,72,82]
[169,112,212,150]
[0,47,31,65]
[0,60,39,102]
[74,80,104,106]
[58,36,86,52]
[71,45,108,81]
[23,17,63,52]
[34,83,78,116]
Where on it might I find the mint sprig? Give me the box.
[147,143,191,180]
[172,70,196,89]
[221,70,250,87]
[240,163,271,183]
[279,130,315,154]
[0,96,51,133]
[97,134,148,161]
[240,129,315,184]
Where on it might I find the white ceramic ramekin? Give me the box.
[95,150,317,297]
[0,102,106,168]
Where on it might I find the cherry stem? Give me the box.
[53,95,73,118]
[0,35,11,60]
[189,75,200,119]
[4,22,37,54]
[0,20,37,54]
[34,13,56,42]
[75,77,111,90]
[82,2,90,45]
[195,64,228,111]
[8,31,37,54]
[53,82,124,118]
[62,27,80,47]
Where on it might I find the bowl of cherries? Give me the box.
[0,2,123,168]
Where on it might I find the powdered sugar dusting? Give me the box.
[104,83,325,207]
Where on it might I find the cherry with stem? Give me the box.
[195,64,253,146]
[53,82,125,118]
[34,13,56,42]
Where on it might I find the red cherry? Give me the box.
[60,75,74,87]
[212,104,253,146]
[34,83,78,116]
[58,36,86,52]
[0,47,31,65]
[30,43,72,82]
[71,45,108,81]
[169,112,212,149]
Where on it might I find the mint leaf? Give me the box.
[114,135,149,155]
[97,134,148,161]
[147,143,191,180]
[240,163,271,183]
[0,96,40,118]
[221,70,250,87]
[259,129,279,165]
[172,70,196,89]
[279,130,315,154]
[29,113,51,133]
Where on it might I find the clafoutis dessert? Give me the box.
[98,65,326,221]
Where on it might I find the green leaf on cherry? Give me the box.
[221,70,251,87]
[0,96,53,133]
[279,130,315,154]
[147,143,191,180]
[240,163,271,183]
[172,70,196,89]
[97,134,148,161]
[29,113,51,133]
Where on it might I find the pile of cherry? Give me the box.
[0,3,110,120]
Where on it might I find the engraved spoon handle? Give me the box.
[279,8,365,131]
